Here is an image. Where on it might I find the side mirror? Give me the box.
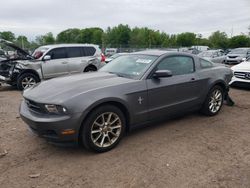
[43,55,51,61]
[153,70,172,78]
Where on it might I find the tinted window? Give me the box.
[47,48,67,59]
[157,56,194,75]
[84,47,96,56]
[67,47,82,58]
[200,59,213,68]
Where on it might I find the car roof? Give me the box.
[40,43,99,49]
[131,50,193,57]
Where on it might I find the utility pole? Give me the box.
[21,36,24,49]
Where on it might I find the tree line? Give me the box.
[1,24,250,51]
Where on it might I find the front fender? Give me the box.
[76,97,130,128]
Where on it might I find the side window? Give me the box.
[200,59,213,69]
[84,47,96,56]
[47,48,67,60]
[67,47,83,58]
[157,56,195,76]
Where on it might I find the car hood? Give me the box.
[23,72,135,103]
[231,62,250,71]
[0,39,33,61]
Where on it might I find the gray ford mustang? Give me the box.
[20,50,233,152]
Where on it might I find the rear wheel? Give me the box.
[84,66,97,72]
[81,105,126,152]
[201,85,224,116]
[17,73,39,90]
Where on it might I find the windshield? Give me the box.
[32,47,49,59]
[100,54,158,79]
[229,48,248,54]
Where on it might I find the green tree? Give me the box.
[229,35,250,48]
[176,32,196,47]
[57,28,81,43]
[15,35,30,49]
[36,32,55,45]
[209,31,228,49]
[106,24,131,47]
[0,31,15,41]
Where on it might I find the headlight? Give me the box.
[44,104,67,114]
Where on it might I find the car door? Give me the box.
[146,55,202,120]
[42,47,69,79]
[66,47,85,74]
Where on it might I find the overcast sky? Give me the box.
[1,0,250,40]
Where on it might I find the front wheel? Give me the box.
[81,105,126,152]
[201,85,224,116]
[17,73,39,90]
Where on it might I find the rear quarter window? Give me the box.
[83,47,96,56]
[200,58,213,69]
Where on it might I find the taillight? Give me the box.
[101,53,106,62]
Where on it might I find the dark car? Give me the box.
[20,50,233,152]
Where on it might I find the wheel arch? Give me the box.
[78,99,131,142]
[78,99,131,143]
[84,64,97,72]
[209,79,228,93]
[18,69,41,82]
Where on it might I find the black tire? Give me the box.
[17,73,39,90]
[84,66,97,72]
[201,85,224,116]
[81,105,126,153]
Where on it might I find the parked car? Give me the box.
[224,48,250,64]
[105,53,128,63]
[20,50,233,152]
[230,57,250,87]
[198,50,226,64]
[180,47,200,54]
[191,45,210,52]
[0,40,104,90]
[105,48,118,57]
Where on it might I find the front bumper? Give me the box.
[229,76,250,87]
[19,100,83,145]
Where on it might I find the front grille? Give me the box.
[25,99,46,114]
[234,71,250,80]
[228,56,238,58]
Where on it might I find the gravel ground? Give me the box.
[0,85,250,188]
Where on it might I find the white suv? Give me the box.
[230,58,250,87]
[0,42,105,90]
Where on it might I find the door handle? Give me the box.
[61,62,68,64]
[190,78,196,81]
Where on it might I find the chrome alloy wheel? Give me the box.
[21,77,36,89]
[91,112,122,148]
[209,89,223,113]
